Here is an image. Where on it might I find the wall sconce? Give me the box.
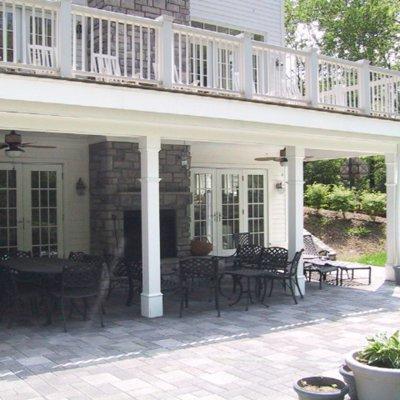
[76,22,82,39]
[275,181,285,193]
[76,178,86,196]
[181,152,191,169]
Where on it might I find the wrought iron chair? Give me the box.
[50,261,106,332]
[259,247,288,271]
[178,257,220,317]
[0,266,40,328]
[303,234,329,263]
[233,232,252,248]
[303,234,337,285]
[105,257,141,306]
[234,244,264,269]
[263,249,304,304]
[68,251,87,262]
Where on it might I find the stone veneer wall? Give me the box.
[89,141,191,257]
[88,0,190,24]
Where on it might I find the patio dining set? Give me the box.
[0,233,372,331]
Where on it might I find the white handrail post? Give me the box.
[238,32,253,99]
[306,48,319,106]
[357,59,371,115]
[156,15,174,89]
[58,0,72,77]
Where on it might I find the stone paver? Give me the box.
[0,267,399,400]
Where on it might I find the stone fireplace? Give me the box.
[89,142,191,258]
[123,209,177,260]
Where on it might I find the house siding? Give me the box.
[0,136,91,258]
[190,0,284,45]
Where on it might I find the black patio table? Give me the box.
[0,257,77,275]
[0,257,79,325]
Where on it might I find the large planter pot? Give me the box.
[293,377,348,400]
[394,266,400,285]
[346,351,400,400]
[339,364,357,400]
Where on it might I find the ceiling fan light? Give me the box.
[5,148,23,158]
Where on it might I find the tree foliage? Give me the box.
[285,0,400,68]
[304,159,344,186]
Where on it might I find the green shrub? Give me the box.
[327,186,356,218]
[357,331,400,369]
[347,226,371,237]
[359,191,386,219]
[305,183,330,210]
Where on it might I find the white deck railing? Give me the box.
[0,0,399,119]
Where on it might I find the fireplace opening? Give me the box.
[123,210,177,260]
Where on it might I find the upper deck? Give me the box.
[0,0,399,121]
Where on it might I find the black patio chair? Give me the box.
[105,257,141,306]
[234,244,264,268]
[259,247,289,272]
[233,232,252,248]
[0,266,40,328]
[178,257,220,317]
[50,261,106,332]
[68,251,87,262]
[303,234,329,263]
[263,249,304,305]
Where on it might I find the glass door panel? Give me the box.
[25,166,62,257]
[0,166,19,254]
[219,172,241,253]
[192,172,213,243]
[247,173,265,246]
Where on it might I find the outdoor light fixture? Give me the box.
[76,178,87,196]
[275,181,285,193]
[5,148,23,158]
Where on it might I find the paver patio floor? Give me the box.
[0,267,399,400]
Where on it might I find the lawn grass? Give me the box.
[355,251,387,267]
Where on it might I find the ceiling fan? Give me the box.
[0,131,56,158]
[255,148,313,164]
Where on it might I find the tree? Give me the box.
[285,0,400,68]
[304,159,344,186]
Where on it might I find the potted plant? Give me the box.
[339,364,357,400]
[293,376,348,400]
[345,331,400,400]
[394,265,400,285]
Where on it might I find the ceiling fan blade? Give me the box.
[21,144,57,149]
[254,157,281,162]
[0,143,8,149]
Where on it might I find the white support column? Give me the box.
[58,0,73,78]
[156,15,174,89]
[385,149,400,281]
[306,48,319,107]
[357,59,371,115]
[238,32,254,99]
[139,136,163,318]
[286,146,305,295]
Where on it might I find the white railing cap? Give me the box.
[4,0,60,9]
[71,4,162,28]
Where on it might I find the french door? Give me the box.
[192,168,267,255]
[0,163,63,257]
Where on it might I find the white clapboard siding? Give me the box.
[190,0,284,45]
[0,135,90,257]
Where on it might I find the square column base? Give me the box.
[141,293,163,318]
[385,264,396,281]
[295,275,306,297]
